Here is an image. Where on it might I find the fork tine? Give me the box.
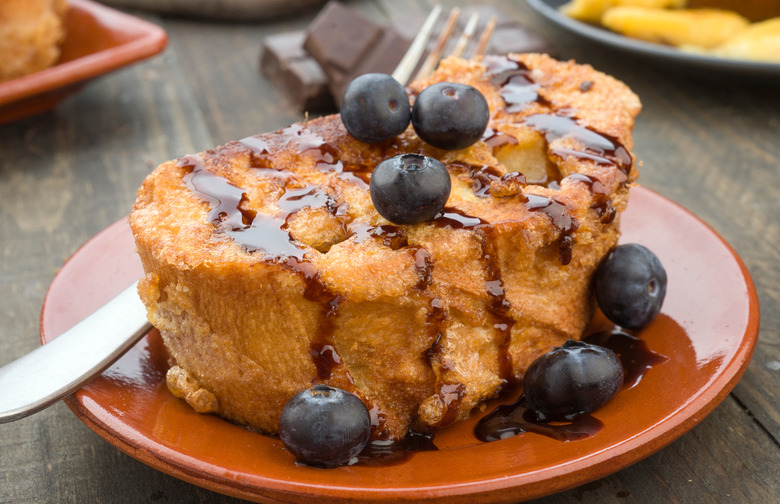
[393,7,497,87]
[411,7,460,83]
[471,15,497,58]
[392,5,442,85]
[450,12,480,59]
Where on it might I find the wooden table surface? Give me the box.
[1,0,778,502]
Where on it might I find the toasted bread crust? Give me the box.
[0,0,68,82]
[130,54,641,440]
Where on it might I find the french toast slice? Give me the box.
[130,54,641,440]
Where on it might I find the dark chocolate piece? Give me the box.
[329,29,410,106]
[303,1,411,106]
[260,31,335,111]
[303,1,383,77]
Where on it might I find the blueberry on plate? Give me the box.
[524,340,624,421]
[340,73,411,143]
[594,243,667,330]
[411,82,490,150]
[370,153,451,224]
[279,384,371,468]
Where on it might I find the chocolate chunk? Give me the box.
[303,1,411,106]
[260,31,335,111]
[304,1,383,76]
[328,29,410,107]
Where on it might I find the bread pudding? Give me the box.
[0,0,68,82]
[129,54,641,441]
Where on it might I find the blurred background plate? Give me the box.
[0,0,167,125]
[526,0,780,83]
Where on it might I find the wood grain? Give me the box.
[1,1,778,502]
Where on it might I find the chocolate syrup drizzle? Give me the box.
[181,154,306,261]
[358,430,437,466]
[566,173,616,224]
[412,56,637,431]
[484,54,634,180]
[350,222,407,249]
[431,208,516,399]
[449,160,505,198]
[281,123,371,188]
[240,129,357,380]
[180,141,351,392]
[484,55,550,111]
[482,127,519,150]
[523,114,633,175]
[474,55,637,262]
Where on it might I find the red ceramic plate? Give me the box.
[40,186,759,503]
[0,0,167,125]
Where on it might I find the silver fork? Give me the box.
[392,5,497,86]
[0,282,150,422]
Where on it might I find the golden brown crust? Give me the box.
[130,54,641,440]
[0,0,68,82]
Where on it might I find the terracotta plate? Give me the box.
[40,186,759,503]
[0,0,167,125]
[527,0,780,84]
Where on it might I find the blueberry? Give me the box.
[340,73,411,143]
[370,153,451,224]
[411,82,490,150]
[279,384,371,468]
[594,243,667,330]
[524,340,624,421]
